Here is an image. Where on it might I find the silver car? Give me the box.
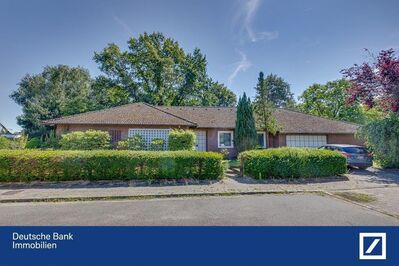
[319,144,373,169]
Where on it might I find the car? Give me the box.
[318,144,372,169]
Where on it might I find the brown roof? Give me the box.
[43,103,196,127]
[43,103,359,134]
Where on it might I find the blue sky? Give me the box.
[1,0,398,132]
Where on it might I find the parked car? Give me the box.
[318,144,372,169]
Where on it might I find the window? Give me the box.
[128,128,170,150]
[286,135,327,148]
[218,131,233,148]
[109,130,122,146]
[257,132,266,148]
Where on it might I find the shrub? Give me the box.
[7,135,28,150]
[150,138,165,151]
[26,137,41,149]
[168,129,196,151]
[117,140,128,150]
[59,130,110,150]
[41,131,60,149]
[0,150,224,181]
[357,113,399,168]
[239,147,347,178]
[0,136,10,149]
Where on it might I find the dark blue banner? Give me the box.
[0,226,397,266]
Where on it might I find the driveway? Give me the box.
[0,194,398,225]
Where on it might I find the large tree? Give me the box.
[235,93,258,152]
[261,73,295,108]
[10,65,92,137]
[342,49,399,114]
[93,32,236,107]
[298,79,368,123]
[253,72,279,134]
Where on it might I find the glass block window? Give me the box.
[218,131,234,148]
[286,135,327,148]
[128,128,170,150]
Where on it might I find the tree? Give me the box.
[357,113,399,168]
[253,72,280,135]
[342,49,399,114]
[93,32,236,107]
[262,73,295,107]
[89,76,130,109]
[298,79,368,123]
[235,93,258,152]
[10,65,92,137]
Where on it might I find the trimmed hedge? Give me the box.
[239,147,347,178]
[168,129,196,151]
[60,130,110,150]
[0,150,224,182]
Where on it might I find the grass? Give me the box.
[334,192,377,203]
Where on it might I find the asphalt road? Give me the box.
[0,194,398,225]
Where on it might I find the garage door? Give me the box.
[195,131,207,151]
[286,135,327,148]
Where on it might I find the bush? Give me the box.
[0,150,224,181]
[168,129,196,151]
[7,135,28,150]
[117,135,145,150]
[59,130,110,150]
[150,138,165,151]
[357,113,399,168]
[41,131,60,149]
[239,147,347,178]
[26,137,41,149]
[0,136,10,149]
[117,140,128,150]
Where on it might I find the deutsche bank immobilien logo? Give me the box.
[359,232,386,260]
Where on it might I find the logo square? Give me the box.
[359,233,386,260]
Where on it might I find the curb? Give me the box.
[0,190,324,203]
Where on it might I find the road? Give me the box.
[0,193,398,225]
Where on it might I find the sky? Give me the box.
[0,0,398,132]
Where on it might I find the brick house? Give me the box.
[43,102,362,158]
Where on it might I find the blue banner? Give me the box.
[0,226,397,266]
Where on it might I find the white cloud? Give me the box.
[228,51,252,86]
[235,0,278,42]
[113,15,134,36]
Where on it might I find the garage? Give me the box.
[286,135,327,148]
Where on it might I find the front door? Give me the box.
[195,131,206,151]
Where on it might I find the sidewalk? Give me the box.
[1,168,398,202]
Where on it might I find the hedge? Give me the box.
[0,150,224,182]
[239,147,347,178]
[59,130,110,150]
[168,129,196,151]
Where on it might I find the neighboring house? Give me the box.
[0,123,20,139]
[43,102,362,158]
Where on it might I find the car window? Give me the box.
[342,147,368,154]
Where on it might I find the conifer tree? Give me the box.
[253,72,280,135]
[235,93,258,152]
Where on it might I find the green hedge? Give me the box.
[0,150,224,182]
[239,147,347,178]
[168,129,196,151]
[60,130,110,150]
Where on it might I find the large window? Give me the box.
[257,132,266,148]
[286,135,327,148]
[218,131,234,148]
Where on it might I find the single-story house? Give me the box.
[0,123,21,139]
[43,102,362,158]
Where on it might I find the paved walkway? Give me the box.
[0,168,399,216]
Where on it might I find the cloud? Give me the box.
[235,0,278,42]
[228,51,252,86]
[113,15,133,36]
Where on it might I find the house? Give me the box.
[43,102,362,158]
[0,123,21,139]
